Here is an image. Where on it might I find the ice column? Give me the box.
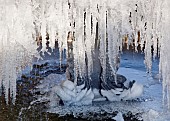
[159,0,170,108]
[0,0,38,104]
[107,2,122,84]
[98,1,107,84]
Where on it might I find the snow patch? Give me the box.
[112,112,124,121]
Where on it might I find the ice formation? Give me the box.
[0,0,38,104]
[112,112,124,121]
[0,0,170,108]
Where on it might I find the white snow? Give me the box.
[143,109,159,121]
[112,112,124,121]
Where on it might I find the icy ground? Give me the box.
[30,51,170,121]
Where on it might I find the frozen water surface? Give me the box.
[31,52,169,121]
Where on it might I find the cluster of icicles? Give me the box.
[0,0,170,108]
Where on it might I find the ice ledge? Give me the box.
[55,79,143,106]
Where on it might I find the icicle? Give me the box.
[40,0,47,53]
[159,0,170,109]
[144,33,152,74]
[107,1,123,84]
[91,0,97,49]
[0,0,37,104]
[98,1,107,84]
[120,3,132,37]
[47,1,58,49]
[143,0,161,75]
[107,11,114,78]
[0,34,3,93]
[73,1,85,87]
[62,0,69,51]
[85,0,93,80]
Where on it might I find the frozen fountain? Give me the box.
[0,0,170,120]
